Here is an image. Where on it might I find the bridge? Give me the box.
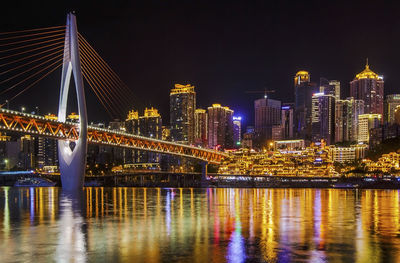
[0,108,227,163]
[0,13,228,189]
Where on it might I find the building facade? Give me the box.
[194,109,208,147]
[335,99,353,142]
[254,97,281,142]
[311,93,335,145]
[138,107,162,163]
[294,71,318,140]
[170,84,196,144]
[385,94,400,124]
[358,114,381,143]
[350,62,384,116]
[233,116,242,147]
[207,104,234,149]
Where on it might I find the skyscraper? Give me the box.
[281,104,294,139]
[385,94,400,124]
[311,93,335,145]
[335,99,353,142]
[350,61,384,116]
[170,84,196,144]
[351,98,365,141]
[139,107,162,163]
[233,116,242,147]
[358,114,381,143]
[207,104,234,149]
[254,97,281,141]
[320,78,340,100]
[194,109,208,147]
[294,71,318,140]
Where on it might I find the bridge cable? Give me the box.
[0,28,65,41]
[0,26,66,36]
[78,45,131,113]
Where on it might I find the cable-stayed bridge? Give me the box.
[0,13,227,189]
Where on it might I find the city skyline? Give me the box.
[1,1,400,127]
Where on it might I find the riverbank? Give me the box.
[1,171,400,189]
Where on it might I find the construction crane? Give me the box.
[245,88,275,99]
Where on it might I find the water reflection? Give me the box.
[0,187,400,262]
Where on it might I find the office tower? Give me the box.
[320,78,341,100]
[281,104,294,139]
[335,99,353,142]
[294,71,318,140]
[385,94,400,124]
[311,93,335,145]
[207,104,234,149]
[125,110,139,135]
[194,109,208,147]
[358,114,381,143]
[254,97,281,141]
[170,84,196,144]
[233,116,242,147]
[352,98,365,141]
[19,135,36,170]
[350,61,384,116]
[139,107,162,163]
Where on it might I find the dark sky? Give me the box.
[1,0,400,128]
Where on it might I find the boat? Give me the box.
[14,177,56,187]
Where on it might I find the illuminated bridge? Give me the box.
[0,108,227,164]
[0,13,228,189]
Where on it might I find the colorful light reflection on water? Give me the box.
[0,187,400,262]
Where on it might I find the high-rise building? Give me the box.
[170,84,196,144]
[351,98,365,142]
[294,71,318,140]
[385,94,400,124]
[320,78,341,100]
[125,110,139,135]
[335,99,353,142]
[281,104,294,139]
[311,93,335,145]
[207,104,234,149]
[254,97,281,142]
[139,107,162,163]
[194,109,208,147]
[358,114,381,143]
[350,61,384,116]
[233,116,242,147]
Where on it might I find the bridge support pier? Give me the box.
[201,162,209,187]
[58,13,87,191]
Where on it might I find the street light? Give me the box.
[21,106,26,113]
[4,159,8,170]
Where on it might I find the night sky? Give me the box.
[1,0,400,128]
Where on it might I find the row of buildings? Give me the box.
[250,61,400,148]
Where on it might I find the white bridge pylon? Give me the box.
[58,13,88,190]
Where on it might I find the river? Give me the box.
[0,187,400,262]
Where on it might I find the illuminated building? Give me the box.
[233,116,242,147]
[139,107,162,163]
[170,84,196,144]
[385,94,400,124]
[254,97,281,141]
[320,78,341,100]
[242,132,253,149]
[272,125,283,140]
[311,93,335,145]
[125,110,139,135]
[281,104,294,139]
[19,135,35,169]
[329,144,367,163]
[350,61,384,116]
[194,109,208,147]
[335,99,353,142]
[207,104,234,149]
[351,98,365,141]
[274,139,305,151]
[67,112,79,123]
[294,70,318,140]
[358,114,381,143]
